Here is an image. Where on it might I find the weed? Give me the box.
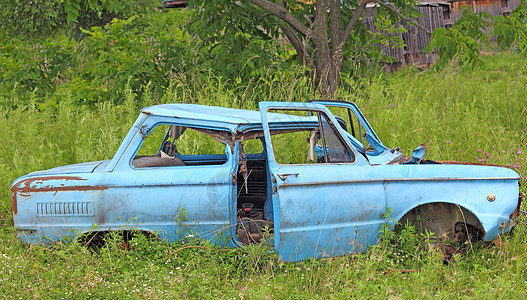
[0,52,525,298]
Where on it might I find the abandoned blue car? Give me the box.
[11,101,522,262]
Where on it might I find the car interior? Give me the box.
[130,111,354,247]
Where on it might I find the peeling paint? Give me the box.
[16,185,108,195]
[12,176,106,196]
[11,192,17,215]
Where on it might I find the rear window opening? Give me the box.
[132,125,229,168]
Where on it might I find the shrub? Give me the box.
[492,0,527,53]
[425,9,490,68]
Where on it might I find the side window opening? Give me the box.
[241,137,264,155]
[319,114,353,163]
[132,124,229,168]
[326,106,371,152]
[266,108,355,165]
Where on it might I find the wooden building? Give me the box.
[363,0,522,70]
[160,0,522,68]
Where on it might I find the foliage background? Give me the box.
[0,3,526,298]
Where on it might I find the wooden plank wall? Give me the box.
[363,5,445,66]
[449,0,522,22]
[361,17,405,62]
[363,0,523,68]
[403,6,445,56]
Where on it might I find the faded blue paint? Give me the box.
[259,102,383,261]
[11,102,521,262]
[379,164,520,240]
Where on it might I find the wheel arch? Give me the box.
[394,202,486,240]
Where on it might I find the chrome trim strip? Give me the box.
[279,177,519,188]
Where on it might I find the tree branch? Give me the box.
[341,0,376,45]
[303,14,313,27]
[249,0,313,39]
[341,0,431,48]
[371,0,432,35]
[280,25,315,70]
[256,5,314,70]
[256,4,315,70]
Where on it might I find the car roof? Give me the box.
[141,103,317,128]
[142,104,263,125]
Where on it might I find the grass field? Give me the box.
[0,52,526,298]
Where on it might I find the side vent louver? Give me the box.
[37,202,93,216]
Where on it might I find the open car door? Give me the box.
[259,102,386,262]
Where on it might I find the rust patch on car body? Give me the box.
[12,192,17,215]
[509,192,523,221]
[16,185,109,194]
[11,176,107,196]
[13,175,86,188]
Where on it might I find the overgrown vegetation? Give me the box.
[493,0,527,53]
[2,4,526,109]
[426,1,527,68]
[425,9,490,68]
[0,0,157,40]
[0,10,195,108]
[0,8,311,109]
[1,3,526,298]
[190,0,427,97]
[1,52,526,297]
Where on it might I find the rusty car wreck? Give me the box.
[11,101,522,262]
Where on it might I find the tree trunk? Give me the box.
[312,0,337,98]
[314,47,337,98]
[248,0,431,99]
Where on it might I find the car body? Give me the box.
[11,101,522,262]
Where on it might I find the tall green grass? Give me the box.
[0,53,525,298]
[339,53,526,177]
